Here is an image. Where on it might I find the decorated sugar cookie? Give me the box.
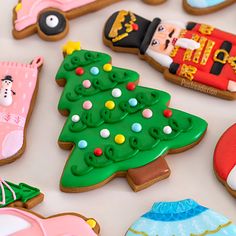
[0,208,99,236]
[104,10,236,100]
[0,57,43,165]
[56,41,207,193]
[183,0,235,15]
[12,0,164,41]
[126,199,236,236]
[0,178,43,209]
[214,124,236,198]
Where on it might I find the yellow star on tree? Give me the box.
[63,41,81,55]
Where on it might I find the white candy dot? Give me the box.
[112,88,122,98]
[100,129,110,138]
[72,115,80,123]
[163,126,172,134]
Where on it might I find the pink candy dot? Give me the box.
[83,80,91,89]
[83,100,93,110]
[142,109,153,119]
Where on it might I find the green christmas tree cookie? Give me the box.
[0,178,43,209]
[56,41,208,193]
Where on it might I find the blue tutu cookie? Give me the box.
[126,199,236,235]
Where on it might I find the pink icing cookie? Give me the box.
[0,57,43,166]
[12,0,120,41]
[0,208,99,236]
[12,0,166,41]
[214,124,236,198]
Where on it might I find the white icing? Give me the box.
[175,38,200,50]
[46,15,59,28]
[0,214,31,235]
[146,49,173,68]
[72,115,80,123]
[227,166,236,190]
[163,126,172,134]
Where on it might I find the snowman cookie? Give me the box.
[214,124,236,198]
[0,76,16,107]
[0,57,43,166]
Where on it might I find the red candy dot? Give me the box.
[132,23,139,31]
[126,82,136,91]
[163,109,173,118]
[76,67,84,75]
[94,148,103,156]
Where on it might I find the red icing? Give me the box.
[76,67,84,75]
[126,82,136,91]
[132,23,139,31]
[94,148,103,157]
[214,124,236,181]
[163,109,172,118]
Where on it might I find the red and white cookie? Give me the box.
[214,124,236,198]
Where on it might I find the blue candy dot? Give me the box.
[78,140,88,149]
[132,123,142,133]
[90,67,100,75]
[129,98,138,107]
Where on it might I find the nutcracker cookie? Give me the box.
[56,41,207,193]
[0,57,44,165]
[183,0,235,15]
[0,208,100,236]
[214,124,236,198]
[104,10,236,100]
[126,199,236,236]
[0,178,43,209]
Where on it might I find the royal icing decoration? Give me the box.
[112,88,122,98]
[100,129,110,139]
[214,124,236,198]
[72,115,80,123]
[126,199,236,236]
[0,208,99,236]
[56,43,207,192]
[78,140,88,149]
[104,10,236,100]
[184,0,235,15]
[0,178,42,209]
[0,57,43,165]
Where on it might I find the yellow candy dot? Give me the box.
[115,134,125,144]
[86,219,96,229]
[103,63,112,72]
[105,101,115,110]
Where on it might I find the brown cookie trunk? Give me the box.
[7,193,44,209]
[60,130,206,193]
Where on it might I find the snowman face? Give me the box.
[2,80,12,89]
[149,22,182,55]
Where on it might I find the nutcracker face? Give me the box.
[149,23,182,55]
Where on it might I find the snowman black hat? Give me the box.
[104,10,161,54]
[2,75,13,82]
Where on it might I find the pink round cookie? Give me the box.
[0,208,99,236]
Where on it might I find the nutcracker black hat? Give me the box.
[1,75,13,82]
[104,10,161,55]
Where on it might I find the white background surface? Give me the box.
[1,0,236,235]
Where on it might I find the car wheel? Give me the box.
[38,11,67,36]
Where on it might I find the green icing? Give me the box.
[56,49,208,190]
[0,181,41,208]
